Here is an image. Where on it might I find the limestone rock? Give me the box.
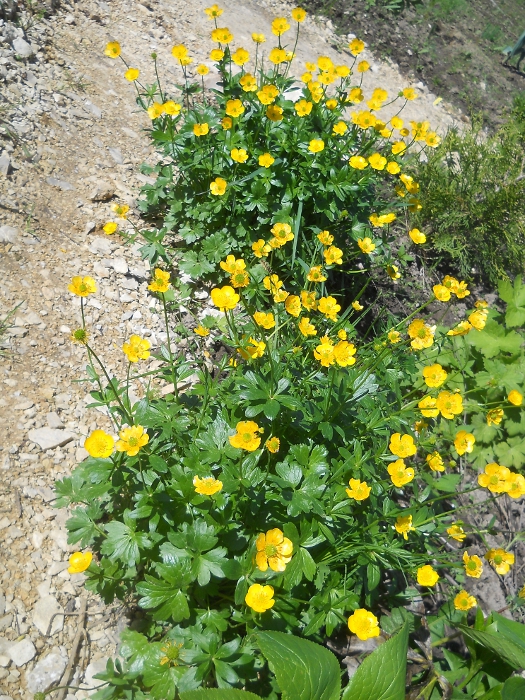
[27,428,75,451]
[26,652,67,693]
[32,595,64,636]
[8,638,36,667]
[12,37,33,58]
[0,226,18,243]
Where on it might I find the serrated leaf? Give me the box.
[257,631,341,700]
[136,576,190,622]
[342,621,408,700]
[181,691,261,700]
[494,438,525,469]
[100,520,151,567]
[467,319,523,358]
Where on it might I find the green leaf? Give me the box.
[100,520,151,567]
[257,630,341,700]
[499,275,525,328]
[136,576,190,622]
[342,620,408,700]
[491,612,525,651]
[502,677,525,699]
[467,319,523,358]
[459,625,525,669]
[66,505,102,547]
[494,438,525,469]
[181,691,261,700]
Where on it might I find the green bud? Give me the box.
[34,694,46,700]
[151,52,157,60]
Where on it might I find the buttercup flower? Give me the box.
[507,472,525,499]
[301,291,319,310]
[436,390,463,419]
[122,335,151,363]
[299,317,317,337]
[103,221,118,235]
[388,330,401,344]
[112,203,129,218]
[221,255,246,274]
[210,48,225,61]
[407,319,434,350]
[508,389,523,406]
[252,239,272,257]
[271,17,290,35]
[433,284,451,302]
[256,528,293,572]
[68,551,93,574]
[349,38,365,55]
[417,565,439,587]
[357,237,375,254]
[240,73,257,92]
[454,590,477,611]
[116,425,149,457]
[346,478,371,501]
[295,99,313,117]
[211,27,234,43]
[231,147,248,163]
[426,451,445,472]
[389,433,417,458]
[193,123,209,137]
[210,177,227,196]
[225,99,245,117]
[348,609,379,641]
[318,296,341,322]
[71,328,89,345]
[368,153,387,170]
[485,548,514,575]
[349,155,367,170]
[252,32,266,43]
[486,407,504,426]
[333,121,347,136]
[194,325,210,337]
[253,312,275,330]
[447,524,466,541]
[454,430,475,455]
[469,309,488,330]
[232,48,250,66]
[422,364,447,388]
[270,222,294,247]
[317,230,333,245]
[418,396,438,418]
[333,341,357,367]
[163,101,181,115]
[104,41,120,58]
[148,268,170,293]
[478,462,510,493]
[324,246,343,265]
[314,337,335,367]
[266,437,280,453]
[352,301,364,311]
[147,102,163,119]
[211,286,240,311]
[245,584,274,612]
[309,139,325,153]
[229,421,263,451]
[84,430,114,459]
[463,551,483,578]
[172,44,189,60]
[387,459,415,487]
[266,105,283,122]
[240,338,266,359]
[386,161,401,174]
[402,87,418,100]
[392,141,406,154]
[259,153,275,168]
[193,475,223,496]
[125,68,139,81]
[291,7,307,22]
[268,47,287,64]
[395,514,414,540]
[257,84,279,105]
[68,276,97,297]
[387,265,401,281]
[447,321,472,336]
[205,3,223,18]
[285,295,301,317]
[357,60,370,72]
[409,228,426,244]
[307,266,327,283]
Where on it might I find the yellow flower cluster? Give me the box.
[478,463,525,499]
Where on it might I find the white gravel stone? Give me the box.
[28,428,75,450]
[8,638,36,667]
[32,595,64,636]
[0,226,18,243]
[12,37,34,58]
[26,652,67,693]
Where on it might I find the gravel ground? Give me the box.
[0,1,460,697]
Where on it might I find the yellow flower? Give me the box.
[447,524,466,542]
[163,101,181,115]
[368,153,387,170]
[346,478,371,501]
[418,396,439,418]
[392,142,407,157]
[301,71,313,83]
[221,255,246,274]
[402,87,418,100]
[314,337,335,367]
[240,74,258,92]
[417,565,439,587]
[433,284,451,302]
[308,80,324,103]
[211,27,234,44]
[148,268,170,293]
[84,430,114,459]
[426,451,445,472]
[252,32,266,43]
[122,335,151,363]
[478,462,511,493]
[266,437,280,453]
[357,237,375,254]
[309,139,325,153]
[204,3,223,18]
[349,38,365,55]
[332,121,348,136]
[389,433,416,458]
[240,337,266,359]
[301,290,318,311]
[324,245,343,265]
[252,239,271,258]
[229,420,263,451]
[369,213,396,227]
[196,64,210,76]
[256,528,293,572]
[103,221,118,235]
[485,548,514,575]
[259,153,275,168]
[409,228,426,244]
[352,301,364,311]
[422,363,447,388]
[171,44,189,60]
[507,472,525,499]
[253,312,275,330]
[266,105,283,122]
[268,47,287,64]
[68,551,93,574]
[469,309,488,330]
[232,48,250,66]
[112,203,130,218]
[395,514,414,540]
[333,341,357,367]
[68,276,97,297]
[270,222,294,247]
[407,319,434,350]
[295,99,313,117]
[306,266,327,283]
[194,325,210,337]
[335,64,350,77]
[125,68,139,81]
[387,459,414,487]
[104,41,121,58]
[116,425,149,457]
[263,274,283,294]
[291,7,307,22]
[349,155,368,170]
[386,161,401,174]
[387,265,401,281]
[357,60,370,72]
[463,551,483,578]
[225,98,245,117]
[436,390,463,419]
[221,116,232,130]
[348,609,379,641]
[426,132,441,148]
[193,123,209,137]
[447,321,472,337]
[486,407,504,426]
[317,230,333,245]
[271,17,290,36]
[231,147,248,163]
[210,177,227,196]
[298,317,317,337]
[245,583,274,612]
[454,590,477,611]
[257,84,279,105]
[193,475,223,495]
[387,329,402,345]
[454,430,475,456]
[337,329,347,340]
[210,48,225,61]
[508,389,523,406]
[285,295,301,317]
[211,286,239,311]
[318,296,341,322]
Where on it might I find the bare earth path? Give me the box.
[0,1,460,697]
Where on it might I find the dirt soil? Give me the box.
[301,0,525,127]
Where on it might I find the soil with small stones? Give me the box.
[301,0,525,127]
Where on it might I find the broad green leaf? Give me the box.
[460,626,525,669]
[136,576,190,622]
[101,520,150,567]
[494,438,525,469]
[491,612,525,651]
[342,621,408,700]
[499,275,525,328]
[181,691,261,700]
[257,630,341,700]
[467,319,523,358]
[502,676,525,699]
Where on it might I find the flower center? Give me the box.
[489,475,499,485]
[128,437,138,447]
[467,561,477,571]
[265,544,278,557]
[494,555,503,565]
